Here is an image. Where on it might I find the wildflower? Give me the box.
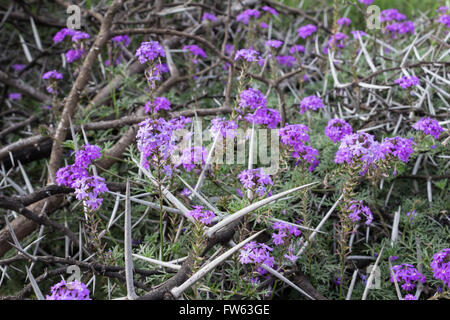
[404,294,417,300]
[71,31,90,42]
[324,118,353,143]
[406,210,417,223]
[234,48,260,62]
[53,28,75,43]
[111,35,130,46]
[144,97,171,114]
[65,48,84,63]
[184,44,207,64]
[386,21,415,37]
[351,30,368,39]
[324,32,348,53]
[236,9,260,25]
[42,70,63,80]
[299,95,324,114]
[180,188,191,197]
[8,93,22,100]
[436,6,449,14]
[178,146,208,172]
[262,6,278,16]
[239,88,267,111]
[12,64,25,71]
[276,55,296,67]
[390,263,426,292]
[187,205,216,225]
[297,24,317,39]
[430,248,450,287]
[380,9,406,22]
[345,200,373,225]
[271,221,301,246]
[210,117,238,138]
[237,168,273,197]
[358,0,374,5]
[265,39,283,48]
[136,41,165,64]
[437,15,450,28]
[394,75,419,89]
[245,107,281,129]
[202,13,217,22]
[381,136,415,163]
[337,17,351,26]
[239,242,274,275]
[259,22,269,29]
[412,117,444,139]
[46,280,90,300]
[289,45,305,54]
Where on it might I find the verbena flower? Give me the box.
[412,117,444,139]
[111,35,130,47]
[358,0,374,5]
[239,241,274,276]
[187,205,216,225]
[437,15,450,28]
[351,30,368,39]
[245,107,281,129]
[178,146,208,172]
[297,24,317,39]
[390,263,426,292]
[276,55,296,67]
[324,32,348,53]
[71,31,90,42]
[202,13,217,22]
[136,41,165,64]
[289,45,305,54]
[210,117,238,138]
[265,40,283,48]
[404,294,417,300]
[345,200,373,225]
[324,118,353,143]
[46,280,90,300]
[381,136,415,163]
[259,22,269,29]
[436,6,449,14]
[42,70,63,80]
[53,28,75,43]
[239,88,267,111]
[380,9,406,22]
[234,48,260,62]
[271,221,301,246]
[394,75,419,89]
[144,97,171,114]
[299,95,324,114]
[65,48,84,63]
[184,44,207,64]
[236,9,260,25]
[385,21,415,37]
[262,6,278,16]
[430,248,450,287]
[337,17,351,26]
[406,210,417,223]
[8,93,22,100]
[237,168,273,197]
[12,64,25,71]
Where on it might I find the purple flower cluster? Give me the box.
[382,136,415,163]
[337,17,351,26]
[237,168,273,197]
[178,146,208,172]
[265,40,283,48]
[406,210,417,223]
[12,64,25,72]
[136,116,191,170]
[53,28,90,44]
[297,24,317,39]
[394,75,420,89]
[184,44,207,64]
[412,117,444,139]
[324,118,353,143]
[289,45,305,54]
[385,21,415,37]
[144,97,171,114]
[430,248,450,287]
[234,48,260,62]
[262,6,278,16]
[136,41,165,64]
[380,9,407,22]
[271,221,301,246]
[324,32,348,53]
[279,124,319,171]
[56,145,108,211]
[42,70,63,80]
[358,0,374,5]
[245,107,281,129]
[65,48,85,63]
[437,15,450,28]
[276,55,296,67]
[404,294,418,300]
[390,264,426,291]
[8,93,22,100]
[345,200,373,225]
[202,13,217,22]
[46,280,90,300]
[210,117,238,138]
[299,95,324,114]
[238,88,267,111]
[236,9,260,25]
[111,35,130,47]
[187,205,216,225]
[351,30,368,39]
[239,241,274,275]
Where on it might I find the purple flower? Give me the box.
[178,146,208,172]
[53,28,75,44]
[136,41,165,64]
[8,93,22,100]
[391,263,426,292]
[430,248,450,287]
[65,49,84,63]
[202,13,217,22]
[276,55,296,67]
[345,200,373,225]
[144,97,171,114]
[184,44,207,61]
[385,21,415,37]
[297,24,317,39]
[236,9,260,25]
[234,48,260,62]
[46,280,90,300]
[299,95,324,114]
[380,9,407,22]
[437,15,450,28]
[237,168,273,197]
[245,108,281,129]
[337,17,351,26]
[239,88,267,111]
[187,205,216,225]
[412,117,444,139]
[324,32,348,53]
[289,45,305,54]
[12,64,25,71]
[394,75,419,89]
[436,6,449,14]
[404,294,418,300]
[265,39,283,48]
[259,22,269,29]
[71,31,90,42]
[210,117,238,138]
[351,30,368,39]
[111,35,130,47]
[42,70,63,80]
[239,242,274,273]
[180,188,191,197]
[271,221,301,247]
[262,6,278,16]
[325,118,353,143]
[381,136,415,163]
[406,210,417,223]
[358,0,374,5]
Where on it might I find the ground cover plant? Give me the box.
[0,0,449,301]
